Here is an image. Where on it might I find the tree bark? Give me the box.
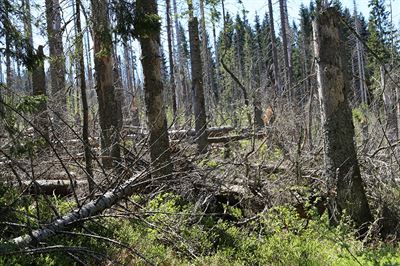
[90,0,122,168]
[45,0,66,124]
[137,0,173,177]
[188,1,208,153]
[32,45,50,141]
[313,8,372,234]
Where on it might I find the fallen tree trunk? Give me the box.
[208,132,267,144]
[1,171,146,250]
[169,126,234,139]
[122,126,234,139]
[13,180,86,197]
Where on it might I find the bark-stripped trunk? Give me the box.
[45,0,66,124]
[188,1,208,153]
[90,0,122,169]
[268,0,282,95]
[166,0,177,119]
[32,46,50,141]
[212,16,220,103]
[76,0,94,192]
[137,0,172,177]
[279,0,293,98]
[313,8,372,235]
[84,28,95,103]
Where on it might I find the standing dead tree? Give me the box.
[313,7,372,235]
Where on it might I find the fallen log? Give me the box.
[208,132,267,144]
[1,171,146,250]
[16,180,86,197]
[122,126,234,139]
[169,126,234,139]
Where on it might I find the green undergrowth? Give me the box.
[1,189,400,265]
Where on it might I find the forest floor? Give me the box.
[1,109,400,265]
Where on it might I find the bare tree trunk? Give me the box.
[90,0,122,168]
[22,0,33,92]
[188,1,208,153]
[112,49,124,132]
[306,86,314,150]
[123,42,140,127]
[137,0,173,177]
[45,0,66,124]
[279,0,293,98]
[173,0,192,124]
[84,27,95,103]
[268,0,282,95]
[313,8,372,235]
[166,0,178,120]
[32,46,50,141]
[212,17,220,103]
[199,0,218,105]
[353,1,369,150]
[76,0,94,192]
[0,54,4,126]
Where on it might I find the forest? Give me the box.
[0,0,400,264]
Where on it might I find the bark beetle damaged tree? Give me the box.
[313,7,373,235]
